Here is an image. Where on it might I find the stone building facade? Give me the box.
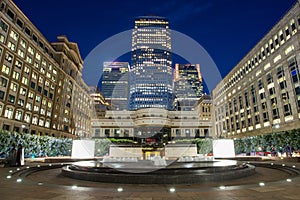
[212,2,300,138]
[0,0,92,138]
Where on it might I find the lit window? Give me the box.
[12,71,20,80]
[9,30,18,41]
[24,113,31,123]
[26,102,32,111]
[18,49,25,58]
[15,110,22,121]
[20,39,26,48]
[21,77,28,85]
[7,41,16,51]
[28,46,34,55]
[32,116,38,125]
[1,64,10,75]
[10,82,18,92]
[4,107,14,119]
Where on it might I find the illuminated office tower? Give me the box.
[129,16,173,110]
[174,64,203,110]
[101,62,129,110]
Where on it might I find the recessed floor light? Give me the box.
[219,186,226,190]
[71,185,77,189]
[259,182,265,186]
[16,178,22,183]
[169,188,176,193]
[117,187,123,192]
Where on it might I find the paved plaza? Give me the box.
[0,158,299,200]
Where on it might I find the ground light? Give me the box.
[6,175,12,179]
[71,185,78,190]
[259,182,265,186]
[219,186,226,190]
[286,179,292,182]
[169,188,176,193]
[16,178,22,183]
[117,187,123,192]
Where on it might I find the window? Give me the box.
[24,113,31,123]
[271,97,277,108]
[28,91,34,99]
[0,33,5,43]
[279,81,287,90]
[9,30,18,41]
[26,56,32,64]
[0,76,7,87]
[15,110,22,121]
[266,73,273,84]
[295,86,300,95]
[32,35,38,43]
[6,9,15,20]
[28,46,34,55]
[30,81,36,89]
[277,66,284,78]
[15,60,23,69]
[4,52,13,63]
[2,64,10,75]
[263,112,269,122]
[282,92,289,103]
[7,42,16,51]
[8,94,15,103]
[35,52,41,61]
[21,77,28,85]
[4,107,14,119]
[37,86,42,93]
[272,108,279,119]
[255,115,260,124]
[0,19,8,32]
[10,82,18,92]
[284,104,292,116]
[19,48,26,59]
[105,129,110,137]
[24,65,30,74]
[17,99,24,107]
[26,102,32,111]
[269,87,275,96]
[12,71,20,80]
[16,19,23,28]
[32,116,38,125]
[35,95,41,102]
[0,90,5,100]
[25,27,31,36]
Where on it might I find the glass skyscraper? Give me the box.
[174,64,203,111]
[129,16,173,110]
[101,62,129,110]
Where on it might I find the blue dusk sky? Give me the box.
[13,0,297,92]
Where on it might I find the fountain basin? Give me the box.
[62,159,255,184]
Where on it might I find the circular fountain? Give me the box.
[62,156,255,184]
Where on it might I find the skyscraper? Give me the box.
[101,62,129,110]
[129,16,173,110]
[174,64,203,110]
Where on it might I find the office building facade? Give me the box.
[0,0,92,138]
[212,2,300,138]
[129,16,173,110]
[174,64,203,111]
[101,62,129,111]
[91,95,212,140]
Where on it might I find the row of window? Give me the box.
[215,16,299,98]
[1,5,54,59]
[0,104,51,128]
